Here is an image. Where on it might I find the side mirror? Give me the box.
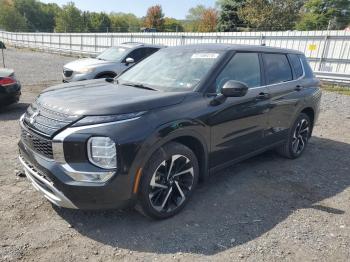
[0,41,6,49]
[210,80,248,106]
[221,80,248,97]
[125,57,135,65]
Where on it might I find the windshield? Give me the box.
[96,46,130,61]
[118,49,223,92]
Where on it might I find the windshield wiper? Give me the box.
[122,82,158,91]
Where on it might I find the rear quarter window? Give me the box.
[263,53,293,84]
[300,55,314,78]
[288,54,304,79]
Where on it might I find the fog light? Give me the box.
[87,137,117,169]
[67,170,114,183]
[61,164,115,183]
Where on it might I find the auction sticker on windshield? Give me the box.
[191,53,219,59]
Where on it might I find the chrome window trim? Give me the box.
[251,55,306,90]
[212,53,306,93]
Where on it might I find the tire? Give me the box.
[277,113,311,159]
[137,142,199,219]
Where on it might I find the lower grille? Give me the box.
[19,156,77,209]
[21,127,53,159]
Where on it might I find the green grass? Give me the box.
[322,84,350,96]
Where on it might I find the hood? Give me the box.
[38,79,187,116]
[64,58,115,71]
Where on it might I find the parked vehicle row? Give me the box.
[0,40,21,107]
[0,68,21,107]
[17,43,321,219]
[62,42,163,82]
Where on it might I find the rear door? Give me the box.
[262,53,302,143]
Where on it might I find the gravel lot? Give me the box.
[0,47,349,262]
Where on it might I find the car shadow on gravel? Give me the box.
[55,136,350,255]
[0,102,29,121]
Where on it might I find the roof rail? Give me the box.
[121,42,144,45]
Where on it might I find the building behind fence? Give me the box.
[1,30,350,75]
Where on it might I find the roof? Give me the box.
[119,42,165,49]
[168,44,303,55]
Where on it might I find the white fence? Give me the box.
[1,30,350,74]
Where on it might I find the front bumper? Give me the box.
[18,139,136,210]
[62,72,95,82]
[19,155,77,209]
[18,111,151,210]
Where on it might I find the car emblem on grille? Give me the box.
[29,111,39,125]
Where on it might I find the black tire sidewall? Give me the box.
[138,142,199,219]
[287,113,311,158]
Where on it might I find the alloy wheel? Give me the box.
[291,118,310,155]
[148,154,195,213]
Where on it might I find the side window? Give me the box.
[300,55,314,78]
[288,54,303,79]
[216,52,261,92]
[127,48,147,63]
[263,53,293,84]
[146,48,159,57]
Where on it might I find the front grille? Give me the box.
[63,68,73,77]
[23,101,79,137]
[21,127,53,159]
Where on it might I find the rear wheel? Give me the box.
[277,113,311,159]
[137,142,199,219]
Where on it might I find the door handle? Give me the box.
[256,92,270,100]
[295,85,304,91]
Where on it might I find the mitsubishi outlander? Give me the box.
[18,44,321,219]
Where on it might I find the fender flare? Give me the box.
[129,122,209,195]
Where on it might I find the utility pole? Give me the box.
[327,20,332,31]
[1,49,5,68]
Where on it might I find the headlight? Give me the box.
[72,111,146,127]
[77,67,95,74]
[87,137,117,169]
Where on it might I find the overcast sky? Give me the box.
[40,0,216,19]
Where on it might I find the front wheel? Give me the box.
[277,113,311,159]
[137,142,199,219]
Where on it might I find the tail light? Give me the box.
[0,77,16,87]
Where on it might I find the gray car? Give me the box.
[62,42,163,82]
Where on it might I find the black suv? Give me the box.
[19,44,321,219]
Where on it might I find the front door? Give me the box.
[207,52,271,169]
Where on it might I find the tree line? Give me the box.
[0,0,349,33]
